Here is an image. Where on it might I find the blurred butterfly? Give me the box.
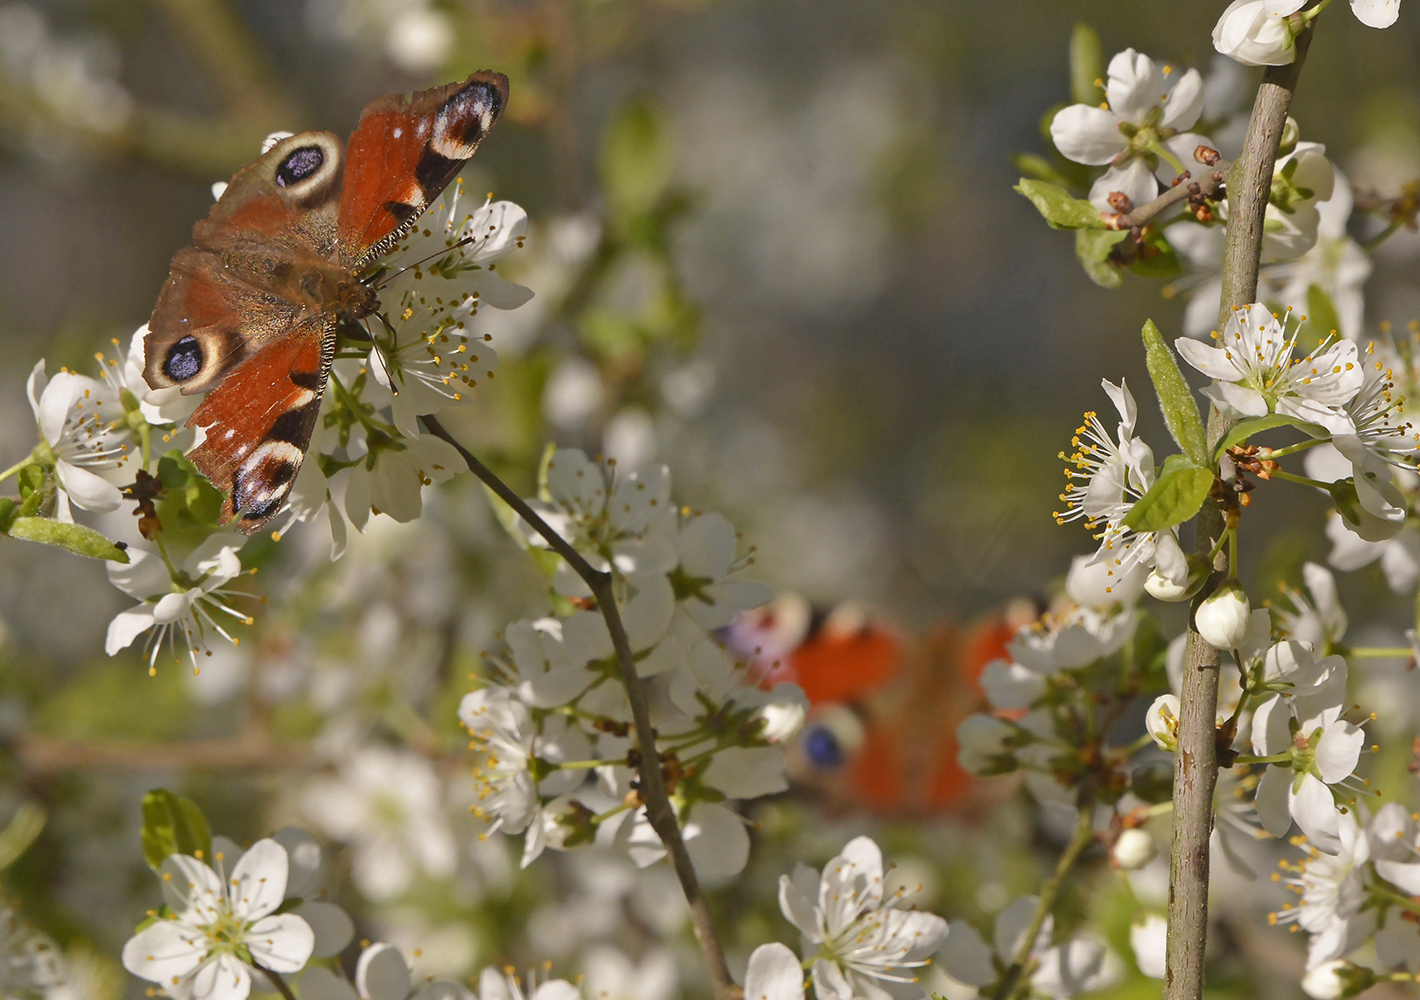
[726,594,1038,817]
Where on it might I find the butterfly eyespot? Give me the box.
[164,336,204,382]
[275,146,325,187]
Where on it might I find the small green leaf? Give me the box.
[1076,229,1128,287]
[1129,231,1181,279]
[1304,283,1341,349]
[1009,153,1077,188]
[1213,413,1328,460]
[140,789,212,872]
[1069,23,1105,106]
[5,517,129,562]
[1142,319,1208,466]
[1123,463,1215,532]
[1016,179,1107,230]
[0,498,13,532]
[599,98,673,222]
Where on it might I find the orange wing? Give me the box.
[337,71,509,269]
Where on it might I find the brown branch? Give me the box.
[421,415,738,1000]
[256,963,299,1000]
[1163,20,1315,1000]
[1104,148,1231,232]
[11,733,316,775]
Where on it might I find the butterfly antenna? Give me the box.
[369,235,478,291]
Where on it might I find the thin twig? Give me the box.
[256,963,298,1000]
[421,415,739,1000]
[993,807,1095,1000]
[1164,20,1315,1000]
[1104,151,1231,231]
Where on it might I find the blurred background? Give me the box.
[1,1,1420,998]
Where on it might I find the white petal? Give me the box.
[1291,773,1343,854]
[679,512,737,578]
[1376,859,1420,895]
[271,827,322,899]
[54,460,123,512]
[298,966,359,1000]
[778,865,821,938]
[1088,159,1158,212]
[683,802,750,878]
[1161,69,1205,130]
[121,919,206,984]
[939,920,996,987]
[357,943,412,1000]
[1315,722,1363,783]
[36,371,74,447]
[1130,915,1168,979]
[190,952,252,1000]
[1174,337,1238,381]
[247,913,315,974]
[995,895,1051,963]
[295,901,354,958]
[1250,694,1292,757]
[25,360,47,424]
[1106,49,1165,124]
[105,605,158,655]
[227,840,291,920]
[701,747,788,799]
[1254,765,1294,839]
[1351,0,1401,27]
[743,943,805,1000]
[1049,105,1127,165]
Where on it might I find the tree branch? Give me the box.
[1163,22,1315,1000]
[256,963,299,1000]
[421,415,738,1000]
[1104,149,1231,232]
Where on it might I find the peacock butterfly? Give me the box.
[141,71,509,533]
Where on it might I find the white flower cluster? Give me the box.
[1213,0,1400,68]
[459,449,806,876]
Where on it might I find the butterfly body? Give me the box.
[142,72,509,533]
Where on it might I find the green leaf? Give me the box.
[1069,23,1105,106]
[599,98,673,222]
[5,517,129,562]
[1212,413,1328,460]
[140,789,212,872]
[1016,179,1107,230]
[1304,283,1341,349]
[1009,153,1076,188]
[0,498,13,532]
[1076,229,1128,287]
[1141,319,1208,466]
[1123,462,1215,532]
[1128,231,1181,279]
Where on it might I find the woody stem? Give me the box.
[420,414,738,1000]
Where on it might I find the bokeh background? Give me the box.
[2,1,1420,998]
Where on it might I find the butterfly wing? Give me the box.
[144,132,348,533]
[336,70,509,269]
[186,317,332,533]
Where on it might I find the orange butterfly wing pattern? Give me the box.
[141,72,509,534]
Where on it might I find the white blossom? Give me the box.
[1194,580,1252,650]
[1048,49,1208,211]
[1175,303,1362,432]
[24,359,130,519]
[743,944,805,1000]
[777,835,948,1000]
[1129,915,1167,979]
[104,535,251,674]
[1212,0,1306,66]
[121,839,314,1000]
[300,747,457,900]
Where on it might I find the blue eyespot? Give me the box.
[276,146,324,187]
[802,725,843,769]
[164,336,203,382]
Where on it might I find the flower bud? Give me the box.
[1145,555,1210,603]
[1212,0,1303,67]
[1145,695,1180,753]
[1195,580,1251,651]
[1301,961,1375,1000]
[1112,828,1157,870]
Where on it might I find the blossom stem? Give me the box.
[992,805,1094,1000]
[1228,529,1239,578]
[1267,468,1335,490]
[255,963,298,1000]
[1166,19,1316,1000]
[1260,438,1326,459]
[1230,753,1292,765]
[1371,884,1420,916]
[419,414,738,1000]
[1362,217,1405,251]
[1348,647,1414,658]
[0,454,34,485]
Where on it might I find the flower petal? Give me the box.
[1161,69,1205,130]
[121,918,207,985]
[295,901,354,958]
[744,943,805,1000]
[1351,0,1401,26]
[1049,105,1127,165]
[54,460,123,512]
[356,943,412,1000]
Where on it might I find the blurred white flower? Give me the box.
[104,535,251,674]
[581,946,676,1000]
[1276,562,1348,649]
[24,359,130,519]
[302,747,457,901]
[939,896,1122,1000]
[1113,829,1157,871]
[121,840,314,1000]
[603,408,657,472]
[345,431,464,530]
[543,358,605,431]
[742,943,804,1000]
[1129,915,1167,979]
[1145,694,1180,752]
[459,687,592,867]
[385,6,452,72]
[1272,811,1369,969]
[777,835,948,1000]
[1048,49,1209,210]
